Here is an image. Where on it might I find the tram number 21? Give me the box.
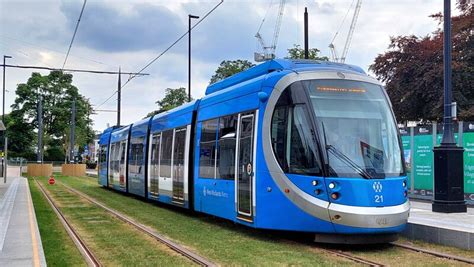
[374,195,384,203]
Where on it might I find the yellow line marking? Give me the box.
[27,179,41,267]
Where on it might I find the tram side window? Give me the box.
[99,145,107,165]
[216,115,237,180]
[271,86,322,176]
[108,143,118,179]
[271,107,289,172]
[199,119,218,178]
[149,133,161,179]
[119,141,127,171]
[160,130,173,178]
[129,137,145,175]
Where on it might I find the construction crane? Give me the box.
[254,0,286,62]
[329,0,362,63]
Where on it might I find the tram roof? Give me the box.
[205,59,366,96]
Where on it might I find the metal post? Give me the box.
[70,98,76,163]
[432,0,466,213]
[2,55,12,124]
[188,14,199,102]
[117,67,121,126]
[37,96,43,163]
[4,137,7,182]
[2,55,11,179]
[304,7,309,59]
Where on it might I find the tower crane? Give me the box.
[254,0,286,62]
[329,0,362,63]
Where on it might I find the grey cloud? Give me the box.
[60,1,185,52]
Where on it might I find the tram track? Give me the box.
[33,179,101,267]
[60,182,217,267]
[391,242,474,265]
[322,248,385,266]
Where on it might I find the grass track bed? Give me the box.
[28,178,86,267]
[34,177,194,266]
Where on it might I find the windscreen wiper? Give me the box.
[326,144,374,179]
[320,121,373,179]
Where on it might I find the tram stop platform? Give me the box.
[403,200,474,250]
[0,176,46,266]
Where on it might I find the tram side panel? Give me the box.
[147,102,197,209]
[98,128,113,187]
[128,118,152,197]
[193,82,262,224]
[108,126,131,193]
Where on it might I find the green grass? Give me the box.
[28,178,86,267]
[35,177,193,266]
[55,175,354,266]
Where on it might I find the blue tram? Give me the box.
[98,59,409,243]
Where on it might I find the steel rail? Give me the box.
[61,182,217,267]
[323,249,385,267]
[33,179,101,267]
[391,242,474,265]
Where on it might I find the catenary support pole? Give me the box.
[188,14,199,102]
[432,0,466,213]
[117,67,121,126]
[2,55,11,179]
[70,98,76,163]
[37,97,43,163]
[304,7,309,59]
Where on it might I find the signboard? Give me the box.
[413,126,433,196]
[400,128,411,186]
[463,122,474,201]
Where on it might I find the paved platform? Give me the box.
[403,200,474,250]
[0,177,46,266]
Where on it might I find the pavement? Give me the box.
[0,176,46,267]
[404,199,474,250]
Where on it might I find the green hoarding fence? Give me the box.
[400,121,473,204]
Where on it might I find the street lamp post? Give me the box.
[432,0,467,213]
[188,14,199,102]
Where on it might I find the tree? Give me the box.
[146,87,190,117]
[8,71,94,161]
[286,44,329,61]
[209,60,255,84]
[370,2,473,122]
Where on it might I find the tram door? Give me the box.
[237,114,255,218]
[172,128,186,203]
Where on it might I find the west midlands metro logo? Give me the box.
[373,182,383,193]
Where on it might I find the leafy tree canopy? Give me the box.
[146,87,190,117]
[8,71,94,161]
[285,44,329,61]
[209,60,255,84]
[370,2,473,122]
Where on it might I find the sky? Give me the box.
[0,0,458,132]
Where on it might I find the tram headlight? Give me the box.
[312,180,318,186]
[331,192,339,200]
[328,182,336,189]
[403,180,407,188]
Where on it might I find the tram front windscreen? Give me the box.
[304,79,404,179]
